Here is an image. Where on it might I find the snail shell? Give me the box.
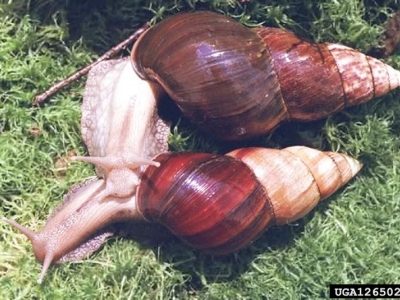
[131,11,400,141]
[137,146,361,254]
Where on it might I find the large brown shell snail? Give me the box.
[132,11,400,141]
[7,10,400,283]
[4,144,361,283]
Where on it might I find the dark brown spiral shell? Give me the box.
[132,11,286,141]
[132,11,400,141]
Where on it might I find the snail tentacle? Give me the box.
[4,178,142,283]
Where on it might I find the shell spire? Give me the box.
[228,146,362,225]
[255,26,400,123]
[327,43,400,106]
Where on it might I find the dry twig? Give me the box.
[33,23,150,106]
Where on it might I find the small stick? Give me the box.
[33,22,150,106]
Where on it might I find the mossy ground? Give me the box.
[1,0,400,299]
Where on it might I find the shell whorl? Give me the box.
[136,152,275,255]
[131,11,286,141]
[327,43,400,104]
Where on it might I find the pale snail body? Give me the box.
[4,58,172,283]
[132,11,400,141]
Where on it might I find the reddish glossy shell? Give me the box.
[132,11,400,141]
[254,27,345,120]
[136,152,274,255]
[131,11,287,141]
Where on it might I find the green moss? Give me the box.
[2,0,400,299]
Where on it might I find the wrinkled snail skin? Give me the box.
[4,178,141,284]
[3,58,171,284]
[73,58,170,199]
[137,146,362,255]
[132,11,400,141]
[4,146,361,282]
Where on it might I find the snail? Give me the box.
[131,11,400,141]
[4,146,362,283]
